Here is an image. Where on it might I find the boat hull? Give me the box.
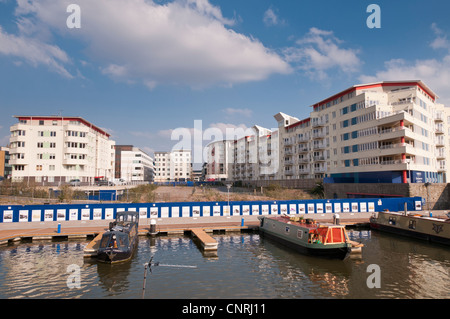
[260,229,350,259]
[370,220,450,246]
[97,235,138,263]
[259,216,351,260]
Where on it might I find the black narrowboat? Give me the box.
[97,211,140,263]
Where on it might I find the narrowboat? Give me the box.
[370,211,450,246]
[258,215,352,259]
[97,211,140,263]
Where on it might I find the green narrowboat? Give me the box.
[258,215,352,259]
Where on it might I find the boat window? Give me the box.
[285,226,290,234]
[297,230,304,239]
[408,220,416,230]
[116,233,129,248]
[100,235,112,248]
[388,217,396,225]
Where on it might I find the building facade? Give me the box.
[114,145,154,183]
[0,147,11,179]
[210,81,450,184]
[154,149,192,182]
[9,116,116,185]
[204,140,233,181]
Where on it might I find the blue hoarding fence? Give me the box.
[0,197,423,224]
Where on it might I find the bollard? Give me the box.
[149,219,157,237]
[333,213,340,225]
[57,223,61,234]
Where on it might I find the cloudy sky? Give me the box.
[1,0,450,165]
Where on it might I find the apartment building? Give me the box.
[0,147,11,179]
[211,80,450,184]
[114,145,154,182]
[9,116,116,185]
[154,149,192,182]
[204,140,233,181]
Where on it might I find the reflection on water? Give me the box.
[0,230,449,299]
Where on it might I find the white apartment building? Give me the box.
[154,149,192,182]
[9,116,116,185]
[204,140,233,181]
[114,145,154,182]
[210,81,450,184]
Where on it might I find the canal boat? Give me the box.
[370,211,450,246]
[258,215,352,259]
[96,211,139,263]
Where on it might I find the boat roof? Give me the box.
[265,216,344,229]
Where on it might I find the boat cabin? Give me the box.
[99,232,130,250]
[116,211,139,225]
[308,226,348,245]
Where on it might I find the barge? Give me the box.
[258,215,353,259]
[96,211,140,263]
[370,211,450,246]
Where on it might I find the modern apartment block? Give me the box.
[205,140,233,181]
[9,116,116,185]
[154,149,192,182]
[0,147,11,179]
[209,81,450,184]
[114,145,155,182]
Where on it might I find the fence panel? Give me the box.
[0,197,423,223]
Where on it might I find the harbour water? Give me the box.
[0,229,449,299]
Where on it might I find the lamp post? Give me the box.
[225,182,232,207]
[425,182,431,216]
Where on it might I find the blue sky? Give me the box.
[1,0,450,165]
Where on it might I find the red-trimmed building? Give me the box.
[9,115,116,185]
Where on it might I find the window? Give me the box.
[408,220,416,230]
[39,120,44,125]
[36,165,43,171]
[388,217,396,225]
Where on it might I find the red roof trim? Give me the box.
[15,116,110,137]
[312,81,436,109]
[285,117,310,130]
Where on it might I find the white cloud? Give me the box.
[359,23,450,106]
[430,23,450,51]
[12,0,291,89]
[0,25,72,78]
[222,107,253,117]
[263,7,284,26]
[283,27,361,80]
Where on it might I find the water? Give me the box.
[0,230,449,299]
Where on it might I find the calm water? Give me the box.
[0,230,449,299]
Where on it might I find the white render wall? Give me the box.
[9,116,115,185]
[154,149,192,182]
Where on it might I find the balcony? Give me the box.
[434,113,444,122]
[298,157,309,164]
[284,170,294,176]
[298,146,309,153]
[297,135,309,142]
[313,155,325,162]
[311,119,327,128]
[313,143,327,150]
[312,132,326,139]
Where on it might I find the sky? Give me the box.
[1,0,450,167]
